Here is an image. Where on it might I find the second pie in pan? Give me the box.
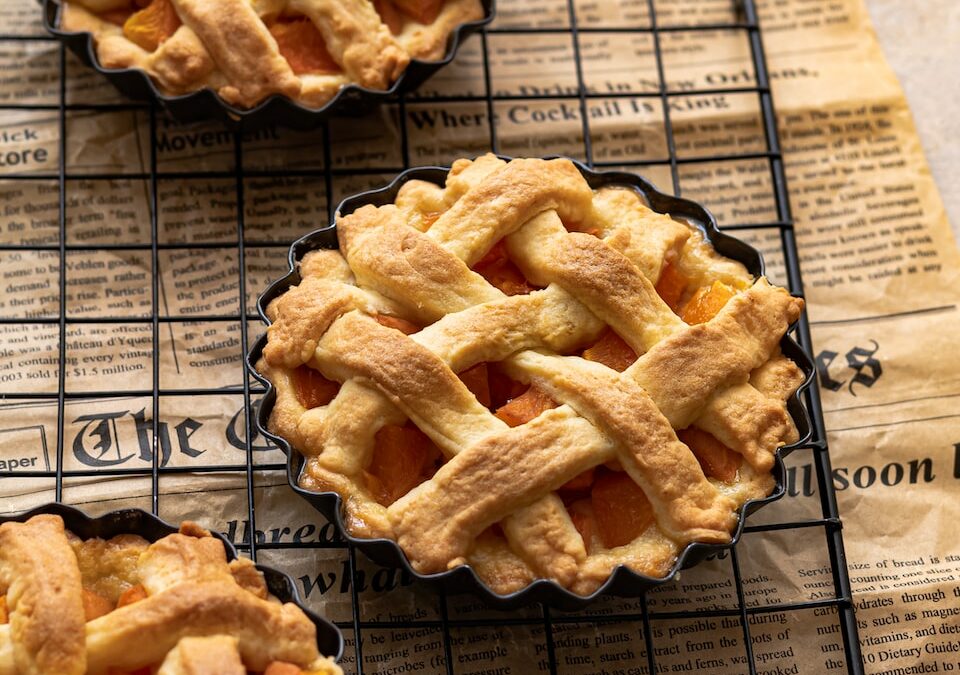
[55,0,486,111]
[0,507,342,674]
[254,154,809,600]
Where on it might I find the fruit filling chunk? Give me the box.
[82,588,114,621]
[681,280,735,325]
[582,328,637,372]
[558,468,594,493]
[292,365,339,409]
[458,363,491,408]
[123,0,180,52]
[493,385,558,427]
[270,19,341,75]
[563,467,660,553]
[473,240,535,296]
[654,261,686,311]
[677,428,741,482]
[365,425,441,506]
[374,313,421,335]
[117,583,148,607]
[590,470,655,549]
[487,364,529,410]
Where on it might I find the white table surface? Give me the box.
[867,0,960,242]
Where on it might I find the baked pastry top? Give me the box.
[256,154,806,596]
[59,0,484,109]
[0,514,341,675]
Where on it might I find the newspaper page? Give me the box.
[0,0,958,672]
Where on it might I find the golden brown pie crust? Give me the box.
[0,514,341,675]
[60,0,484,109]
[257,154,806,596]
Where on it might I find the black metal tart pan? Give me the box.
[0,502,345,663]
[42,0,495,130]
[246,157,815,611]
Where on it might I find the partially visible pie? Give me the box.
[256,154,806,596]
[0,514,341,674]
[59,0,484,109]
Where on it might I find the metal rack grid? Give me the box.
[0,0,864,673]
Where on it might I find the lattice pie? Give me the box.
[0,514,341,674]
[60,0,483,108]
[256,154,806,596]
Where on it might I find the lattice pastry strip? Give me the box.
[440,160,798,444]
[0,515,340,675]
[62,0,483,108]
[258,154,805,595]
[368,159,799,472]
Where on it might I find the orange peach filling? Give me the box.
[458,362,491,408]
[364,424,442,506]
[655,262,739,323]
[82,587,114,621]
[472,240,537,296]
[117,583,148,607]
[383,0,444,26]
[269,19,342,76]
[677,428,741,482]
[374,313,421,335]
[559,467,594,492]
[681,280,736,325]
[591,470,656,549]
[292,364,340,409]
[654,261,687,312]
[581,328,637,372]
[123,0,180,52]
[493,385,557,427]
[560,468,656,553]
[488,364,528,409]
[82,581,149,623]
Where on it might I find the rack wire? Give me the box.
[0,0,864,673]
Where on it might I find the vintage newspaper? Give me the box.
[1,0,958,672]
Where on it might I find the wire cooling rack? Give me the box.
[0,0,864,673]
